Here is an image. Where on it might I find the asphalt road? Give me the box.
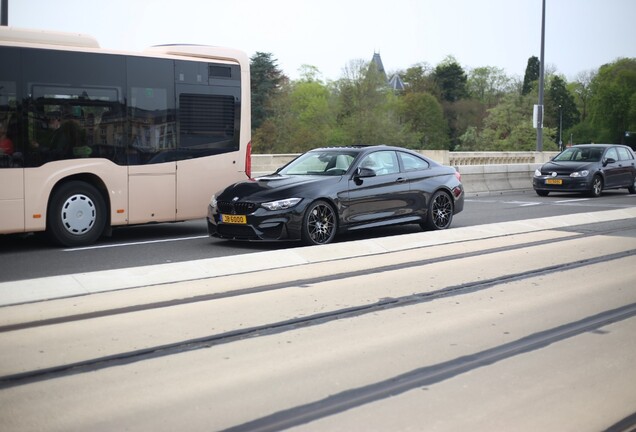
[1,206,635,431]
[1,190,635,282]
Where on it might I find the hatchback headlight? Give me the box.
[534,169,542,177]
[209,194,218,208]
[261,198,301,211]
[570,170,590,178]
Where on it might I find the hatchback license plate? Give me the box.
[221,214,247,224]
[546,179,562,185]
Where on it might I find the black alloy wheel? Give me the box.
[423,191,454,230]
[301,200,337,245]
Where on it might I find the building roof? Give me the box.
[371,52,404,91]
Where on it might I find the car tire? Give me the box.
[47,181,107,247]
[536,190,549,197]
[422,191,454,231]
[588,175,603,198]
[628,177,636,194]
[301,200,337,245]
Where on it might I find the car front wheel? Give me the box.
[301,200,337,245]
[588,175,603,198]
[422,191,454,231]
[628,177,636,194]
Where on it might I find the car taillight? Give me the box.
[245,141,252,179]
[454,170,462,182]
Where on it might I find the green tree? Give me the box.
[588,58,636,143]
[332,59,410,145]
[521,56,540,96]
[250,52,285,131]
[402,63,439,97]
[399,92,449,149]
[545,75,580,147]
[461,92,557,151]
[571,69,596,122]
[432,56,467,103]
[467,66,513,107]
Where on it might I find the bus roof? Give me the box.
[0,26,248,65]
[0,26,100,48]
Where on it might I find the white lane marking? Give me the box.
[503,201,542,207]
[64,235,209,252]
[554,198,590,203]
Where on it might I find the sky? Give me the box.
[6,0,636,82]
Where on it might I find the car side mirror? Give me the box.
[353,167,376,185]
[603,157,616,166]
[355,167,376,178]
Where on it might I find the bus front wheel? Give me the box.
[47,181,107,247]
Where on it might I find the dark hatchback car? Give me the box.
[533,144,636,197]
[207,145,464,245]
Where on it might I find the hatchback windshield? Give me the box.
[280,151,357,175]
[554,147,603,162]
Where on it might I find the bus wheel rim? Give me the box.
[61,194,96,235]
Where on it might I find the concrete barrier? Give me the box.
[251,151,558,195]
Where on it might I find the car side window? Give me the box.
[605,147,618,162]
[359,151,399,176]
[617,147,633,161]
[399,152,430,171]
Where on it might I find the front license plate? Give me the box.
[221,214,247,224]
[546,179,563,185]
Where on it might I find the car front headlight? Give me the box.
[261,198,302,211]
[570,170,590,178]
[534,169,542,177]
[209,194,218,208]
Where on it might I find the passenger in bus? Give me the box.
[48,109,88,159]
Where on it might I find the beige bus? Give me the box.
[0,27,251,246]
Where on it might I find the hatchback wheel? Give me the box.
[422,191,453,230]
[628,177,636,194]
[588,175,603,198]
[301,200,337,245]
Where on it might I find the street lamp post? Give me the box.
[559,105,563,151]
[536,0,546,152]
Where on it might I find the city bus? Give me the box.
[0,27,251,247]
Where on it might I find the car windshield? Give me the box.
[279,151,357,176]
[554,147,603,162]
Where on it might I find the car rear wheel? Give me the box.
[422,191,453,231]
[47,181,107,247]
[628,178,636,194]
[301,200,337,245]
[588,175,603,198]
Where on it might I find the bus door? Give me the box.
[127,58,177,224]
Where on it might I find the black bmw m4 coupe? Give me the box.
[207,145,464,245]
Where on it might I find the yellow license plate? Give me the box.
[546,179,563,185]
[221,214,247,224]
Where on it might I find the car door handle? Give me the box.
[396,177,407,183]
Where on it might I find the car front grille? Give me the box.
[217,201,258,215]
[217,224,258,239]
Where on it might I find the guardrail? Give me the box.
[251,151,559,195]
